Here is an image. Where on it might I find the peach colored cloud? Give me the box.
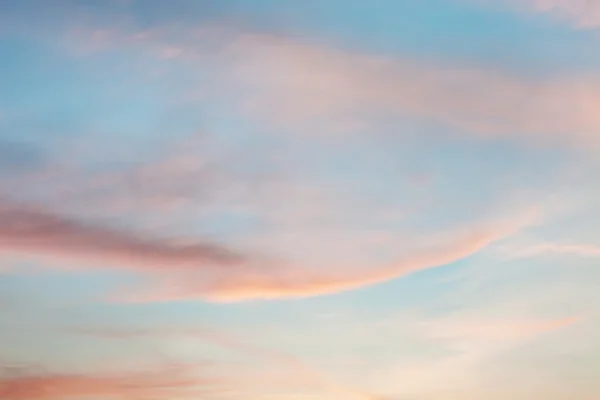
[0,201,242,272]
[217,32,600,146]
[0,362,222,400]
[121,212,535,302]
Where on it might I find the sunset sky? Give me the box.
[1,0,600,399]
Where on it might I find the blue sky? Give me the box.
[1,0,600,399]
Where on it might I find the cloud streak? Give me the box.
[0,198,535,302]
[498,241,600,260]
[122,213,535,302]
[423,315,581,342]
[0,200,242,272]
[0,361,223,400]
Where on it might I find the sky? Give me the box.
[0,0,600,399]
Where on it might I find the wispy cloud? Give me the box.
[0,132,228,219]
[48,23,600,148]
[500,241,600,259]
[0,361,223,400]
[507,0,600,28]
[0,200,242,272]
[357,313,581,398]
[0,195,535,303]
[422,315,581,342]
[72,325,376,400]
[120,212,535,302]
[210,32,600,147]
[1,3,599,400]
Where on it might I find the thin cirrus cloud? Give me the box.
[506,242,600,259]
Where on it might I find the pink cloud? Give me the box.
[54,23,600,147]
[0,200,242,272]
[193,31,598,147]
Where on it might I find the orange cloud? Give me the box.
[0,362,222,400]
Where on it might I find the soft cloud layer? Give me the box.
[0,132,226,219]
[368,315,580,399]
[58,25,600,148]
[72,325,378,400]
[300,308,583,399]
[209,32,600,147]
[182,306,581,399]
